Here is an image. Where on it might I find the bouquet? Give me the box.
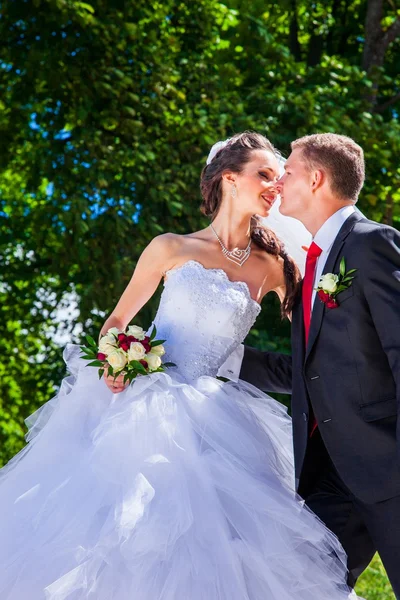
[80,324,174,385]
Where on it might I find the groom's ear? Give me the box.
[310,169,325,192]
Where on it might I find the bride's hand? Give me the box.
[103,367,128,394]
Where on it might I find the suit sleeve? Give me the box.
[240,345,292,394]
[362,227,400,412]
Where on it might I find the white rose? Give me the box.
[127,342,146,362]
[107,327,121,339]
[146,353,162,371]
[150,344,165,357]
[107,348,128,371]
[126,325,145,340]
[99,334,117,355]
[319,273,339,294]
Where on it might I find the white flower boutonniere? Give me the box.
[316,257,357,309]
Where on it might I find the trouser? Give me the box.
[303,432,400,598]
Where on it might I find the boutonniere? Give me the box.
[316,258,357,309]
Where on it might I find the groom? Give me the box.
[241,133,400,595]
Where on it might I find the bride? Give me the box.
[0,132,361,599]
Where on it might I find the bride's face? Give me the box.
[223,149,280,217]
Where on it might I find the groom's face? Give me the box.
[277,148,313,220]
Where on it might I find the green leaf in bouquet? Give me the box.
[98,369,104,380]
[85,335,98,348]
[107,365,114,377]
[339,257,346,276]
[151,339,166,347]
[131,360,148,375]
[113,370,125,381]
[81,351,96,360]
[149,325,157,341]
[87,360,104,367]
[80,345,96,355]
[125,372,137,384]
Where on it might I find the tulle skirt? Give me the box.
[0,345,359,599]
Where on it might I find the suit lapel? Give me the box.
[304,211,363,362]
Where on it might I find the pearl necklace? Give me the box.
[210,223,251,267]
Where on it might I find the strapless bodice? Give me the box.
[152,260,261,380]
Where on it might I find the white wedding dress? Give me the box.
[0,260,360,599]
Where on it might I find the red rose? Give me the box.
[142,336,151,353]
[317,290,329,303]
[118,333,128,342]
[97,352,107,361]
[326,298,339,309]
[127,335,138,344]
[140,360,148,369]
[120,341,130,352]
[318,290,338,309]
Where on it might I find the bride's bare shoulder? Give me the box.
[149,229,209,252]
[148,230,203,250]
[148,232,184,250]
[144,230,208,270]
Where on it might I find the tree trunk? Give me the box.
[327,0,343,55]
[289,0,302,61]
[362,0,400,108]
[362,0,384,72]
[307,33,324,67]
[382,195,393,227]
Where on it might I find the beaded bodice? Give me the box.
[152,260,261,380]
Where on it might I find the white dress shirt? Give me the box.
[219,205,356,381]
[311,205,355,309]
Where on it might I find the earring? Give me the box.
[231,184,237,199]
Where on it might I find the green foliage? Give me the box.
[356,554,395,599]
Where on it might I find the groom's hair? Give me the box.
[291,133,365,203]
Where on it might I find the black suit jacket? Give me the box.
[241,212,400,503]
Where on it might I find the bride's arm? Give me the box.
[100,233,178,336]
[99,234,179,393]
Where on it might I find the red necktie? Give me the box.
[302,242,323,345]
[302,242,322,438]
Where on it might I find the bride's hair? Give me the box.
[200,131,301,318]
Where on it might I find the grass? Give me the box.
[355,554,394,600]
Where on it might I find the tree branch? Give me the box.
[374,90,400,113]
[382,17,400,51]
